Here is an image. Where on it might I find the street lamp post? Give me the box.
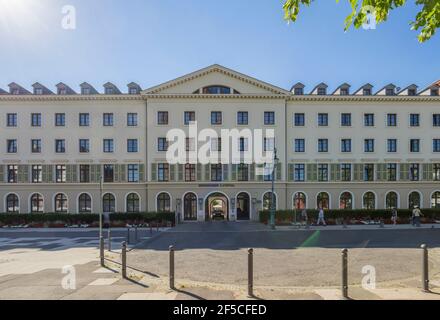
[99,175,104,266]
[270,148,279,230]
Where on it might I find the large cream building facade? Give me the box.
[1,65,440,222]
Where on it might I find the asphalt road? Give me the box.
[137,222,440,250]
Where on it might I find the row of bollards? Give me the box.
[340,244,430,298]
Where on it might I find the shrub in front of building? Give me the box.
[0,212,175,228]
[259,209,440,225]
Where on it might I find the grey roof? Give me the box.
[397,84,418,95]
[56,82,77,95]
[0,88,7,95]
[375,83,396,95]
[332,83,351,95]
[103,82,121,94]
[32,82,54,95]
[8,82,31,95]
[353,83,374,94]
[79,82,99,94]
[310,82,328,94]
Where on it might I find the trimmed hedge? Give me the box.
[259,209,440,225]
[0,212,175,227]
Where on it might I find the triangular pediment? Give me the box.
[142,64,290,95]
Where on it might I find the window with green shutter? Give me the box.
[288,164,294,181]
[223,164,229,181]
[423,163,433,181]
[151,163,157,181]
[376,164,386,181]
[231,164,238,181]
[400,163,409,181]
[197,164,202,181]
[353,164,363,181]
[250,164,256,181]
[66,165,78,183]
[138,164,145,182]
[43,165,54,183]
[18,165,29,183]
[178,164,184,181]
[204,164,210,181]
[276,163,282,181]
[257,164,264,181]
[0,165,4,183]
[306,164,317,182]
[170,164,176,181]
[330,164,340,181]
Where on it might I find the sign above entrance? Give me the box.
[198,183,235,188]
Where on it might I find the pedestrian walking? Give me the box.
[412,206,423,227]
[391,208,398,226]
[316,207,326,226]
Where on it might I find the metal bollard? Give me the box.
[135,226,138,243]
[100,236,105,267]
[169,245,175,289]
[421,244,429,292]
[150,225,153,236]
[341,248,348,299]
[107,228,111,251]
[127,228,130,245]
[380,220,385,228]
[248,248,254,297]
[121,241,127,279]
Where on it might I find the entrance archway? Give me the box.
[205,192,229,221]
[236,192,250,220]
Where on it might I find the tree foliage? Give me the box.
[283,0,440,42]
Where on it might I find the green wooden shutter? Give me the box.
[170,164,176,181]
[0,165,4,183]
[400,163,409,181]
[330,164,340,182]
[376,164,385,181]
[204,164,210,181]
[276,163,282,181]
[354,164,363,181]
[120,164,127,182]
[178,164,184,181]
[288,164,294,181]
[250,164,256,181]
[66,165,77,183]
[197,164,202,181]
[223,164,229,181]
[423,163,433,181]
[90,165,100,183]
[138,164,144,182]
[151,163,157,181]
[43,165,53,183]
[18,165,29,183]
[256,164,264,181]
[231,164,238,181]
[306,164,317,182]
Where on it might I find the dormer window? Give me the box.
[11,89,19,95]
[408,88,417,96]
[294,88,304,95]
[386,88,395,96]
[317,87,326,95]
[34,88,43,95]
[431,89,439,96]
[340,88,349,96]
[363,88,372,96]
[82,88,91,95]
[129,88,138,95]
[58,88,67,95]
[202,86,232,94]
[105,88,114,95]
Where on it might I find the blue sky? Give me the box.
[0,0,438,93]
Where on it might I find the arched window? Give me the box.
[409,191,421,209]
[317,192,330,210]
[157,193,171,213]
[78,193,92,213]
[293,192,306,210]
[30,193,44,213]
[431,191,440,209]
[339,192,353,210]
[103,193,115,213]
[6,194,19,213]
[386,192,398,209]
[126,193,140,213]
[55,193,68,213]
[363,192,376,210]
[263,192,276,211]
[184,193,197,221]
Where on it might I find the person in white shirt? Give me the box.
[317,207,326,226]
